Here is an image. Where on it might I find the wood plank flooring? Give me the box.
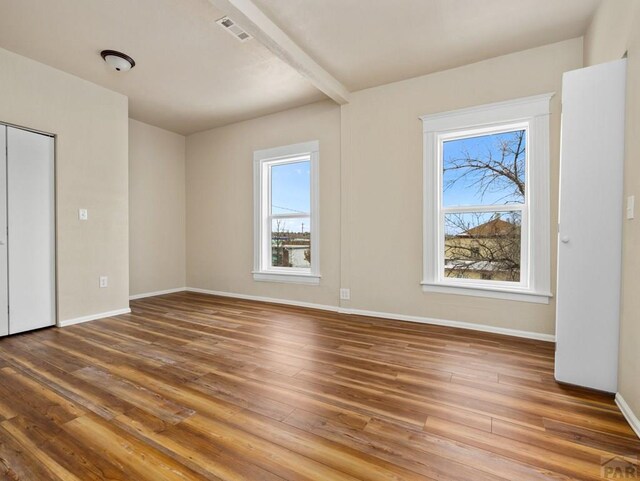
[0,291,638,480]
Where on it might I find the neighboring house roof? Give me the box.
[462,218,518,237]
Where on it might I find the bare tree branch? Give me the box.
[443,131,524,283]
[444,130,525,203]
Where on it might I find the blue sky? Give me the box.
[271,160,310,233]
[442,130,526,207]
[271,160,310,214]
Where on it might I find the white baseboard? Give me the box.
[185,287,338,312]
[129,287,187,300]
[337,306,556,342]
[57,307,132,327]
[616,393,640,439]
[185,287,554,342]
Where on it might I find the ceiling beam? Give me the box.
[209,0,350,104]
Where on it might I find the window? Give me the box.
[253,141,320,284]
[421,95,553,303]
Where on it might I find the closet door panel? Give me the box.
[554,59,626,392]
[7,127,55,334]
[0,127,7,337]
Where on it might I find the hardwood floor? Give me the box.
[0,292,638,480]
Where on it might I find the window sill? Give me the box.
[421,281,552,304]
[253,271,321,285]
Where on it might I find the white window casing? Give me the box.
[420,94,554,303]
[253,140,320,285]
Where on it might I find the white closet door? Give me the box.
[555,59,626,392]
[0,127,7,337]
[7,127,55,334]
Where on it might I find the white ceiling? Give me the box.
[253,0,601,91]
[0,0,601,135]
[0,0,325,134]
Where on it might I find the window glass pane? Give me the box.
[271,160,311,215]
[271,217,311,268]
[444,211,521,282]
[443,130,526,207]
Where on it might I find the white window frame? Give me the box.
[420,94,554,304]
[253,140,320,285]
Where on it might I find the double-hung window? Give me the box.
[421,95,553,303]
[253,141,320,284]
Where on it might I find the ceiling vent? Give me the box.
[216,16,252,42]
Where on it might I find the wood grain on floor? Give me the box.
[0,291,638,480]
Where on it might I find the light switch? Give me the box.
[79,208,88,221]
[627,195,635,220]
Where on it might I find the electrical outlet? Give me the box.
[340,288,350,300]
[79,208,88,221]
[99,276,108,288]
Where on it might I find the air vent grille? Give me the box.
[216,16,253,42]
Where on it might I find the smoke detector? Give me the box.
[216,16,252,42]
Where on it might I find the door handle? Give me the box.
[561,236,570,244]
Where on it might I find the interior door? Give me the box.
[7,126,56,334]
[555,59,626,392]
[0,127,7,337]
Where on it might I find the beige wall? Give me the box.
[0,47,129,322]
[584,0,640,66]
[129,119,186,296]
[186,39,582,336]
[340,38,582,335]
[584,0,640,422]
[186,100,341,306]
